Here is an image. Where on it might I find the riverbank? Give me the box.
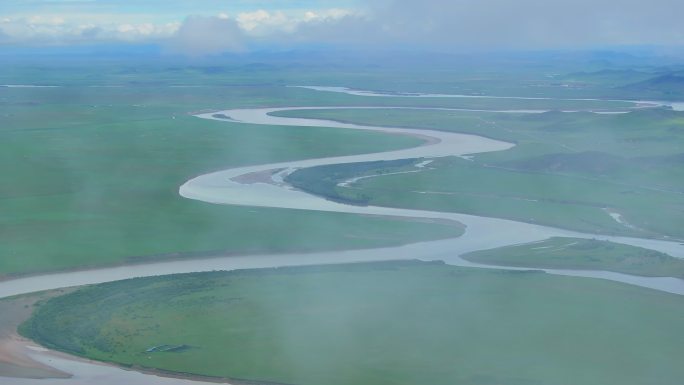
[0,292,72,379]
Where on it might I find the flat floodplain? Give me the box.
[20,261,684,385]
[2,61,684,385]
[0,86,466,276]
[463,237,684,278]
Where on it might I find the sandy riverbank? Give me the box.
[0,294,230,384]
[0,293,72,379]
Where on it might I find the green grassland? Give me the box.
[0,86,471,277]
[21,260,684,385]
[281,108,684,239]
[464,237,684,278]
[1,63,681,276]
[0,83,635,112]
[3,55,682,99]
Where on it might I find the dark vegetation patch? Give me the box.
[19,260,684,385]
[623,73,684,95]
[286,159,417,205]
[464,237,684,278]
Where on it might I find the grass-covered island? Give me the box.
[21,260,684,385]
[463,237,684,278]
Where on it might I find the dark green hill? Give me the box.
[622,73,684,96]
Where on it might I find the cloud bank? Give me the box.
[167,15,244,56]
[2,0,684,54]
[371,0,684,48]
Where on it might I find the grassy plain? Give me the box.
[3,55,681,99]
[464,237,684,278]
[281,108,684,239]
[4,66,665,278]
[2,63,681,273]
[0,85,471,277]
[5,63,672,276]
[21,260,684,385]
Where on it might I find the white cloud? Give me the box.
[0,8,360,51]
[357,0,684,48]
[27,15,66,26]
[163,9,361,55]
[0,14,181,44]
[166,15,244,56]
[235,8,357,38]
[4,1,683,53]
[237,10,293,34]
[303,8,354,21]
[114,22,179,40]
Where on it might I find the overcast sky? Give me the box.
[1,0,683,55]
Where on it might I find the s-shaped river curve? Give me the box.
[180,106,684,295]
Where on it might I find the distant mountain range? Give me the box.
[621,73,684,95]
[564,68,684,97]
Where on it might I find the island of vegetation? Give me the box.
[20,260,684,385]
[463,237,684,278]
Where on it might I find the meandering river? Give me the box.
[2,94,684,384]
[180,107,684,293]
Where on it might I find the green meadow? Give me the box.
[0,86,469,276]
[22,260,684,385]
[464,237,684,278]
[2,74,662,277]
